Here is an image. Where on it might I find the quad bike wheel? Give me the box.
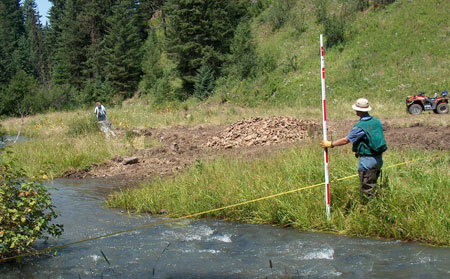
[408,104,422,115]
[436,102,449,114]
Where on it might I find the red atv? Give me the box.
[406,91,449,115]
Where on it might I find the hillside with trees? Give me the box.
[0,0,448,116]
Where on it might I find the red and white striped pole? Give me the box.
[320,34,331,220]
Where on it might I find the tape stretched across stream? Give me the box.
[1,178,449,278]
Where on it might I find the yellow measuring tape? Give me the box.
[0,156,439,262]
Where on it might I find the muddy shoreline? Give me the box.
[64,116,449,183]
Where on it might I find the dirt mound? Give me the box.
[206,116,319,149]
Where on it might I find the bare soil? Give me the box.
[64,116,449,183]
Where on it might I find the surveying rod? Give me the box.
[320,34,331,220]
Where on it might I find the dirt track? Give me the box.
[65,116,449,182]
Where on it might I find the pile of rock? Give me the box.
[205,116,319,149]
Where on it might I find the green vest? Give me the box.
[352,116,387,156]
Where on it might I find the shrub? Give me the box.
[0,70,38,117]
[0,158,63,259]
[151,76,177,104]
[355,0,370,11]
[248,0,270,17]
[21,84,78,114]
[314,0,328,24]
[140,28,163,93]
[377,0,396,7]
[281,55,299,74]
[45,84,79,110]
[257,54,277,74]
[227,20,258,79]
[78,80,115,106]
[267,0,297,31]
[290,8,308,36]
[193,65,215,100]
[324,14,346,48]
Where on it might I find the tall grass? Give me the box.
[65,113,99,137]
[107,145,450,245]
[2,134,126,178]
[1,111,128,178]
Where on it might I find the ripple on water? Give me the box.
[207,234,233,243]
[88,255,101,262]
[162,225,216,242]
[181,248,221,254]
[301,247,334,260]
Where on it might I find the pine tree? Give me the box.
[228,20,258,79]
[0,70,38,116]
[193,65,214,100]
[11,36,34,76]
[52,0,88,88]
[78,0,115,81]
[164,0,248,94]
[0,0,24,84]
[136,0,166,39]
[103,0,143,99]
[45,0,65,75]
[22,0,46,80]
[140,28,163,93]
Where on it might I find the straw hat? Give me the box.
[352,98,372,112]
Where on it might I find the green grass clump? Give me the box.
[66,113,99,137]
[2,134,125,178]
[107,145,449,246]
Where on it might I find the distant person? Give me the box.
[320,98,387,201]
[94,101,107,121]
[94,101,116,138]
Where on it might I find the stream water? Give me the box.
[0,178,449,279]
[0,136,28,149]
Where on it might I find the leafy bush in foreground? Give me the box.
[0,158,63,259]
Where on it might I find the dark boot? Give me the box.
[359,169,381,201]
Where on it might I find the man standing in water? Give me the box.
[94,101,116,138]
[320,98,387,200]
[94,101,107,121]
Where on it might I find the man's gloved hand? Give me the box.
[320,140,333,148]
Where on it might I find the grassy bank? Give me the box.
[0,111,129,178]
[107,144,450,246]
[3,134,124,179]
